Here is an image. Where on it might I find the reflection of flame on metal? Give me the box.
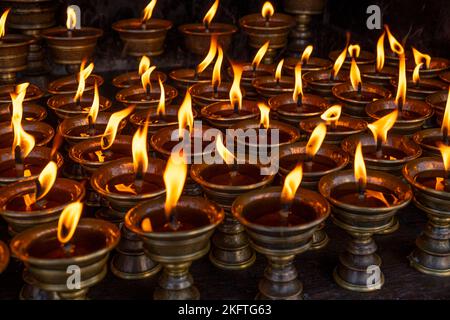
[364,189,391,207]
[114,183,138,195]
[435,177,445,191]
[141,217,153,232]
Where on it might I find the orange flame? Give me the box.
[350,58,361,91]
[354,142,367,190]
[138,56,150,76]
[212,45,223,88]
[412,47,431,69]
[306,123,327,158]
[275,59,284,82]
[216,134,235,165]
[101,106,134,149]
[142,0,157,23]
[412,62,422,85]
[163,152,187,218]
[258,102,270,129]
[281,163,303,203]
[292,62,303,103]
[141,66,156,93]
[57,201,83,244]
[229,63,243,110]
[384,25,404,55]
[11,83,28,125]
[178,91,194,139]
[197,36,217,73]
[203,0,219,28]
[320,105,342,123]
[348,44,360,58]
[74,61,94,102]
[395,53,407,107]
[332,46,347,78]
[252,41,270,70]
[87,81,99,124]
[439,143,450,173]
[300,45,313,65]
[261,1,274,19]
[11,91,35,158]
[141,217,153,232]
[66,6,76,30]
[0,9,11,38]
[367,109,398,145]
[24,161,58,208]
[157,77,165,116]
[376,32,386,72]
[441,87,450,138]
[132,124,149,177]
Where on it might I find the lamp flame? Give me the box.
[11,91,35,158]
[178,91,194,139]
[438,143,450,173]
[306,123,327,158]
[350,58,362,91]
[354,142,367,191]
[24,161,58,208]
[157,76,165,116]
[412,47,431,69]
[141,217,153,232]
[258,103,270,129]
[74,60,94,102]
[212,45,223,88]
[321,105,342,123]
[87,81,99,125]
[301,45,313,65]
[0,8,11,39]
[332,46,347,79]
[216,134,235,165]
[252,41,270,70]
[395,53,407,107]
[138,56,150,76]
[142,0,157,23]
[132,125,149,178]
[203,0,219,28]
[376,32,386,72]
[197,36,217,73]
[348,44,360,58]
[141,66,156,93]
[384,25,404,55]
[163,152,187,218]
[275,59,284,82]
[229,63,243,110]
[281,163,303,204]
[261,1,274,19]
[292,62,303,103]
[66,6,76,30]
[412,62,422,85]
[441,87,450,139]
[57,201,83,244]
[367,109,398,145]
[101,106,134,149]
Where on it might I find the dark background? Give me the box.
[38,0,450,72]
